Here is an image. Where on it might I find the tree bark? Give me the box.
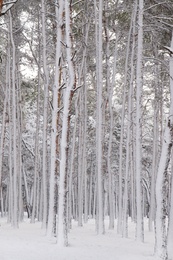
[57,0,75,246]
[95,0,105,235]
[135,0,144,242]
[41,0,49,229]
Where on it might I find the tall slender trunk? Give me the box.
[129,1,137,222]
[10,11,18,228]
[77,93,83,227]
[155,31,173,260]
[95,0,104,235]
[41,0,49,229]
[117,1,134,234]
[155,124,172,260]
[68,94,78,228]
[122,1,137,237]
[0,76,8,217]
[167,30,173,260]
[105,20,118,230]
[135,0,144,242]
[47,0,64,238]
[7,35,13,222]
[149,48,159,231]
[31,58,41,223]
[16,71,23,221]
[167,158,173,260]
[57,0,75,246]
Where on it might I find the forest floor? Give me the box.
[0,216,159,260]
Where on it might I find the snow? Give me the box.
[0,217,158,260]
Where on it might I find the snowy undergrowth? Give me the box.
[0,217,158,260]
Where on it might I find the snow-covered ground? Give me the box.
[0,217,158,260]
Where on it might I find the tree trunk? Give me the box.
[135,0,144,242]
[167,31,173,260]
[47,0,64,238]
[155,123,172,260]
[10,10,18,228]
[57,0,75,246]
[94,0,104,235]
[41,0,49,229]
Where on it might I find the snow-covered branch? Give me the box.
[0,0,18,15]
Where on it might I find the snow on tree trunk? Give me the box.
[41,0,49,229]
[122,1,137,237]
[83,61,88,224]
[167,30,173,260]
[68,96,78,228]
[57,0,75,246]
[167,167,173,260]
[149,48,159,232]
[47,0,64,238]
[16,73,23,221]
[155,30,173,260]
[117,0,135,234]
[135,0,144,242]
[77,93,84,227]
[7,42,13,222]
[155,123,172,260]
[94,0,105,235]
[107,39,115,231]
[128,0,137,223]
[31,60,41,223]
[0,77,8,216]
[10,11,18,228]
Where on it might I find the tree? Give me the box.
[95,0,105,235]
[135,0,144,242]
[155,30,173,260]
[41,0,49,229]
[56,0,75,246]
[9,10,18,228]
[47,0,64,238]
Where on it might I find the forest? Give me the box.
[0,0,173,260]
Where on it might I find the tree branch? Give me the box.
[0,0,18,15]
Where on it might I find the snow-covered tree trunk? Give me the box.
[16,72,23,221]
[107,44,115,230]
[129,0,137,223]
[7,34,13,222]
[135,0,144,242]
[122,1,137,237]
[9,11,18,228]
[0,76,8,214]
[77,93,84,227]
[95,0,104,234]
[68,95,78,228]
[57,0,75,246]
[23,165,31,218]
[117,71,125,234]
[165,30,173,260]
[155,30,173,260]
[41,0,49,229]
[149,51,159,232]
[117,0,134,234]
[155,123,172,260]
[83,55,88,224]
[77,24,90,223]
[0,89,8,217]
[167,168,173,260]
[103,4,117,229]
[31,61,41,223]
[47,0,64,238]
[1,32,11,218]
